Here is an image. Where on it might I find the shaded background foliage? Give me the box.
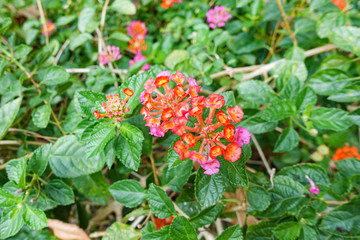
[0,0,360,239]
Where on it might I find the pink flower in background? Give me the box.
[201,158,220,175]
[41,21,56,36]
[149,127,165,137]
[98,46,122,64]
[127,20,147,38]
[129,52,150,70]
[305,175,319,195]
[206,6,232,29]
[234,127,251,147]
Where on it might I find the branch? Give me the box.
[275,0,297,46]
[36,0,49,45]
[0,140,46,146]
[65,68,127,75]
[212,44,337,93]
[54,39,69,65]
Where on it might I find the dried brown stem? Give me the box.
[275,0,298,46]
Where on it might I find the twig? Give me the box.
[0,140,46,146]
[215,219,224,235]
[174,201,189,218]
[8,128,58,142]
[1,36,14,56]
[100,0,110,35]
[210,65,260,79]
[89,231,106,238]
[325,200,348,206]
[139,211,152,228]
[0,164,6,170]
[149,155,160,186]
[65,68,127,74]
[213,44,337,94]
[275,0,297,46]
[36,0,49,45]
[251,135,272,176]
[54,39,70,65]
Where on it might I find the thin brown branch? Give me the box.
[100,0,110,35]
[275,0,298,46]
[65,68,127,74]
[251,135,272,176]
[54,39,70,65]
[36,0,49,45]
[149,155,159,186]
[0,140,47,146]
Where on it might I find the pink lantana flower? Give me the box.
[206,6,232,29]
[305,175,319,195]
[234,127,251,147]
[127,20,147,38]
[201,158,220,175]
[98,46,122,65]
[129,52,150,71]
[149,127,165,137]
[41,21,56,36]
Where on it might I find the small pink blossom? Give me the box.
[98,45,122,64]
[187,77,198,86]
[127,20,147,38]
[157,71,171,78]
[139,90,146,103]
[206,6,232,29]
[129,52,150,71]
[234,127,251,147]
[41,21,56,36]
[305,175,319,195]
[149,127,165,137]
[201,158,220,175]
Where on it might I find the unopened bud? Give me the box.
[309,129,318,136]
[317,145,329,155]
[310,151,323,162]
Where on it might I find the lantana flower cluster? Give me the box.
[98,45,122,65]
[127,21,149,70]
[41,21,56,36]
[332,146,360,161]
[93,88,134,122]
[160,0,182,9]
[206,6,232,29]
[140,70,251,175]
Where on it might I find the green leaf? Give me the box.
[215,224,243,240]
[165,50,189,69]
[0,58,8,78]
[239,116,277,134]
[31,104,51,128]
[148,183,175,218]
[0,17,12,34]
[246,221,276,240]
[280,76,301,100]
[254,176,309,218]
[274,60,307,90]
[176,187,201,218]
[142,226,171,240]
[41,66,70,86]
[84,123,115,158]
[328,87,360,103]
[320,198,360,238]
[170,216,197,240]
[44,179,74,206]
[349,108,360,126]
[261,100,297,121]
[162,160,193,192]
[308,69,350,95]
[103,222,141,240]
[298,206,317,226]
[219,143,251,186]
[295,87,317,112]
[195,168,226,208]
[115,134,142,171]
[27,192,58,211]
[14,44,32,59]
[23,204,48,230]
[334,159,360,178]
[330,26,360,57]
[236,80,277,104]
[109,180,147,208]
[0,97,22,140]
[273,222,301,240]
[0,205,25,239]
[310,107,352,131]
[299,224,317,240]
[284,46,305,61]
[111,0,136,15]
[78,8,94,33]
[0,188,18,207]
[28,143,52,176]
[120,123,144,143]
[72,172,110,205]
[317,11,347,38]
[190,203,224,229]
[274,127,299,152]
[49,135,106,178]
[278,163,330,186]
[6,156,27,189]
[247,186,270,211]
[69,33,92,50]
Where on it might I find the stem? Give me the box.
[149,155,159,186]
[36,0,49,45]
[275,0,298,46]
